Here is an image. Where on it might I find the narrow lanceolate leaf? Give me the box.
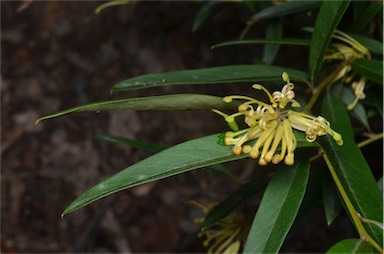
[243,152,310,253]
[319,93,383,246]
[202,173,270,229]
[36,94,238,123]
[211,38,310,49]
[326,239,374,254]
[351,59,383,85]
[112,65,309,91]
[309,1,350,84]
[62,133,315,216]
[249,1,321,22]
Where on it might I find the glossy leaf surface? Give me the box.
[319,93,383,245]
[309,1,350,84]
[112,65,309,91]
[36,94,238,123]
[327,238,374,253]
[243,152,310,253]
[62,133,315,216]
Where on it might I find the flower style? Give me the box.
[213,72,343,166]
[192,201,244,254]
[324,30,371,110]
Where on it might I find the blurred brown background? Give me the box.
[1,1,360,253]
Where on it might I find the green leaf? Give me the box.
[95,134,236,180]
[202,173,270,229]
[349,2,383,33]
[95,134,166,153]
[112,65,309,91]
[36,94,238,123]
[322,170,342,226]
[349,34,383,56]
[249,1,322,22]
[327,238,375,254]
[319,92,383,246]
[211,38,310,49]
[309,1,350,84]
[351,59,383,85]
[243,151,310,253]
[192,1,216,32]
[262,18,283,64]
[62,133,315,216]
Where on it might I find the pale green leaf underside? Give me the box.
[62,132,315,216]
[112,65,309,91]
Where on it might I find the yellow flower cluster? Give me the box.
[324,30,371,110]
[192,201,244,254]
[214,73,343,165]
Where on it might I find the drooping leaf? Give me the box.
[112,65,309,91]
[243,151,310,253]
[309,1,351,84]
[249,1,321,22]
[62,132,315,216]
[36,94,239,123]
[326,238,374,254]
[262,18,282,64]
[351,59,383,85]
[319,92,383,246]
[202,173,270,229]
[349,2,383,33]
[211,38,310,49]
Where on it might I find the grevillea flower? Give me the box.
[213,72,343,166]
[324,30,371,110]
[192,202,244,254]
